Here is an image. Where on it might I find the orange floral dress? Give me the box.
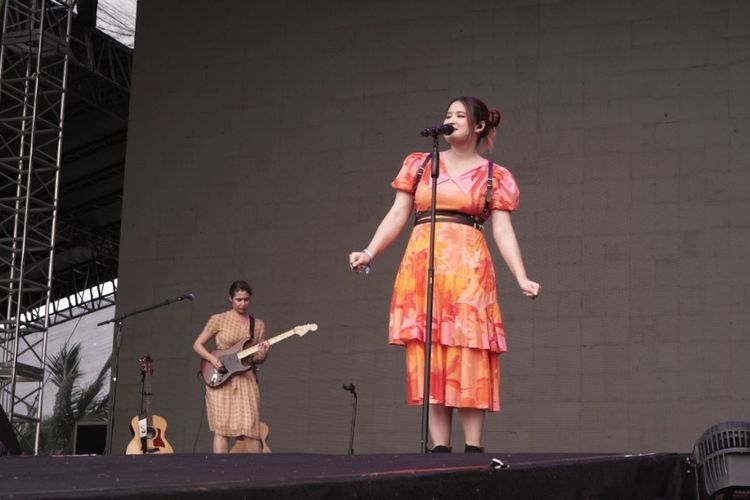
[389,152,520,411]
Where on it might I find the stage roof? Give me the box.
[0,1,135,320]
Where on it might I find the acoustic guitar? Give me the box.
[199,323,318,388]
[125,355,174,454]
[229,421,271,453]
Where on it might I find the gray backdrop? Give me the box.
[112,0,750,454]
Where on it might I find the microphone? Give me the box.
[342,383,356,394]
[420,124,454,137]
[179,293,195,301]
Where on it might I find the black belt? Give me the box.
[414,210,484,231]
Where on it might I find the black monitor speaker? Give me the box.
[73,420,107,455]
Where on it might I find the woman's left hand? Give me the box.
[254,340,270,363]
[519,278,541,299]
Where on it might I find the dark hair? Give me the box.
[449,96,502,151]
[228,280,252,297]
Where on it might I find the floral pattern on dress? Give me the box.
[388,152,519,411]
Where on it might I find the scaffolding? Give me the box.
[0,0,74,453]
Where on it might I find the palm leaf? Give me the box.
[43,342,111,454]
[76,352,112,418]
[46,343,82,453]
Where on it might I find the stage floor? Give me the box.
[1,451,694,499]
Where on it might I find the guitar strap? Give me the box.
[249,315,258,377]
[249,315,255,342]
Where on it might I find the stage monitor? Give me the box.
[73,420,107,455]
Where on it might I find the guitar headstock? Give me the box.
[293,323,318,336]
[139,355,154,376]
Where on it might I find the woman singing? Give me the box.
[349,96,540,452]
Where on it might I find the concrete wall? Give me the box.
[113,0,750,454]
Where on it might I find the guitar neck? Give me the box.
[142,372,153,428]
[236,328,298,360]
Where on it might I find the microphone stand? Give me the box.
[343,383,357,455]
[98,293,193,455]
[420,133,441,453]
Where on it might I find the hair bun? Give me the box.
[488,108,502,127]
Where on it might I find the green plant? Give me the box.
[41,342,111,454]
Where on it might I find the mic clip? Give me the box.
[420,124,454,137]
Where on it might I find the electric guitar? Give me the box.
[200,323,318,388]
[125,355,174,454]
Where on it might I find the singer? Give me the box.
[348,97,540,453]
[193,280,270,453]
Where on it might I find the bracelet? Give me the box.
[362,248,374,261]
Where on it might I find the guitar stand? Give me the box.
[342,383,357,455]
[138,370,148,454]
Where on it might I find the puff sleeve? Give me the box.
[391,152,430,194]
[491,165,520,211]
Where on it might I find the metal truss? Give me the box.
[65,14,131,120]
[48,220,118,323]
[0,0,75,453]
[48,12,131,326]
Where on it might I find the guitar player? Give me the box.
[193,280,270,453]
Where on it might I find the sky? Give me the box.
[94,0,137,48]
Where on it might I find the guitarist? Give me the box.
[193,280,270,453]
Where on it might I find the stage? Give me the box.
[0,451,695,499]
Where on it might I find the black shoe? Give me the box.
[429,445,452,453]
[464,444,484,453]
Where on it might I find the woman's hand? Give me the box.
[254,340,270,363]
[518,278,541,299]
[349,251,372,274]
[211,357,225,371]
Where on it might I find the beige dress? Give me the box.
[202,311,265,438]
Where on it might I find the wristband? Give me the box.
[360,249,373,275]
